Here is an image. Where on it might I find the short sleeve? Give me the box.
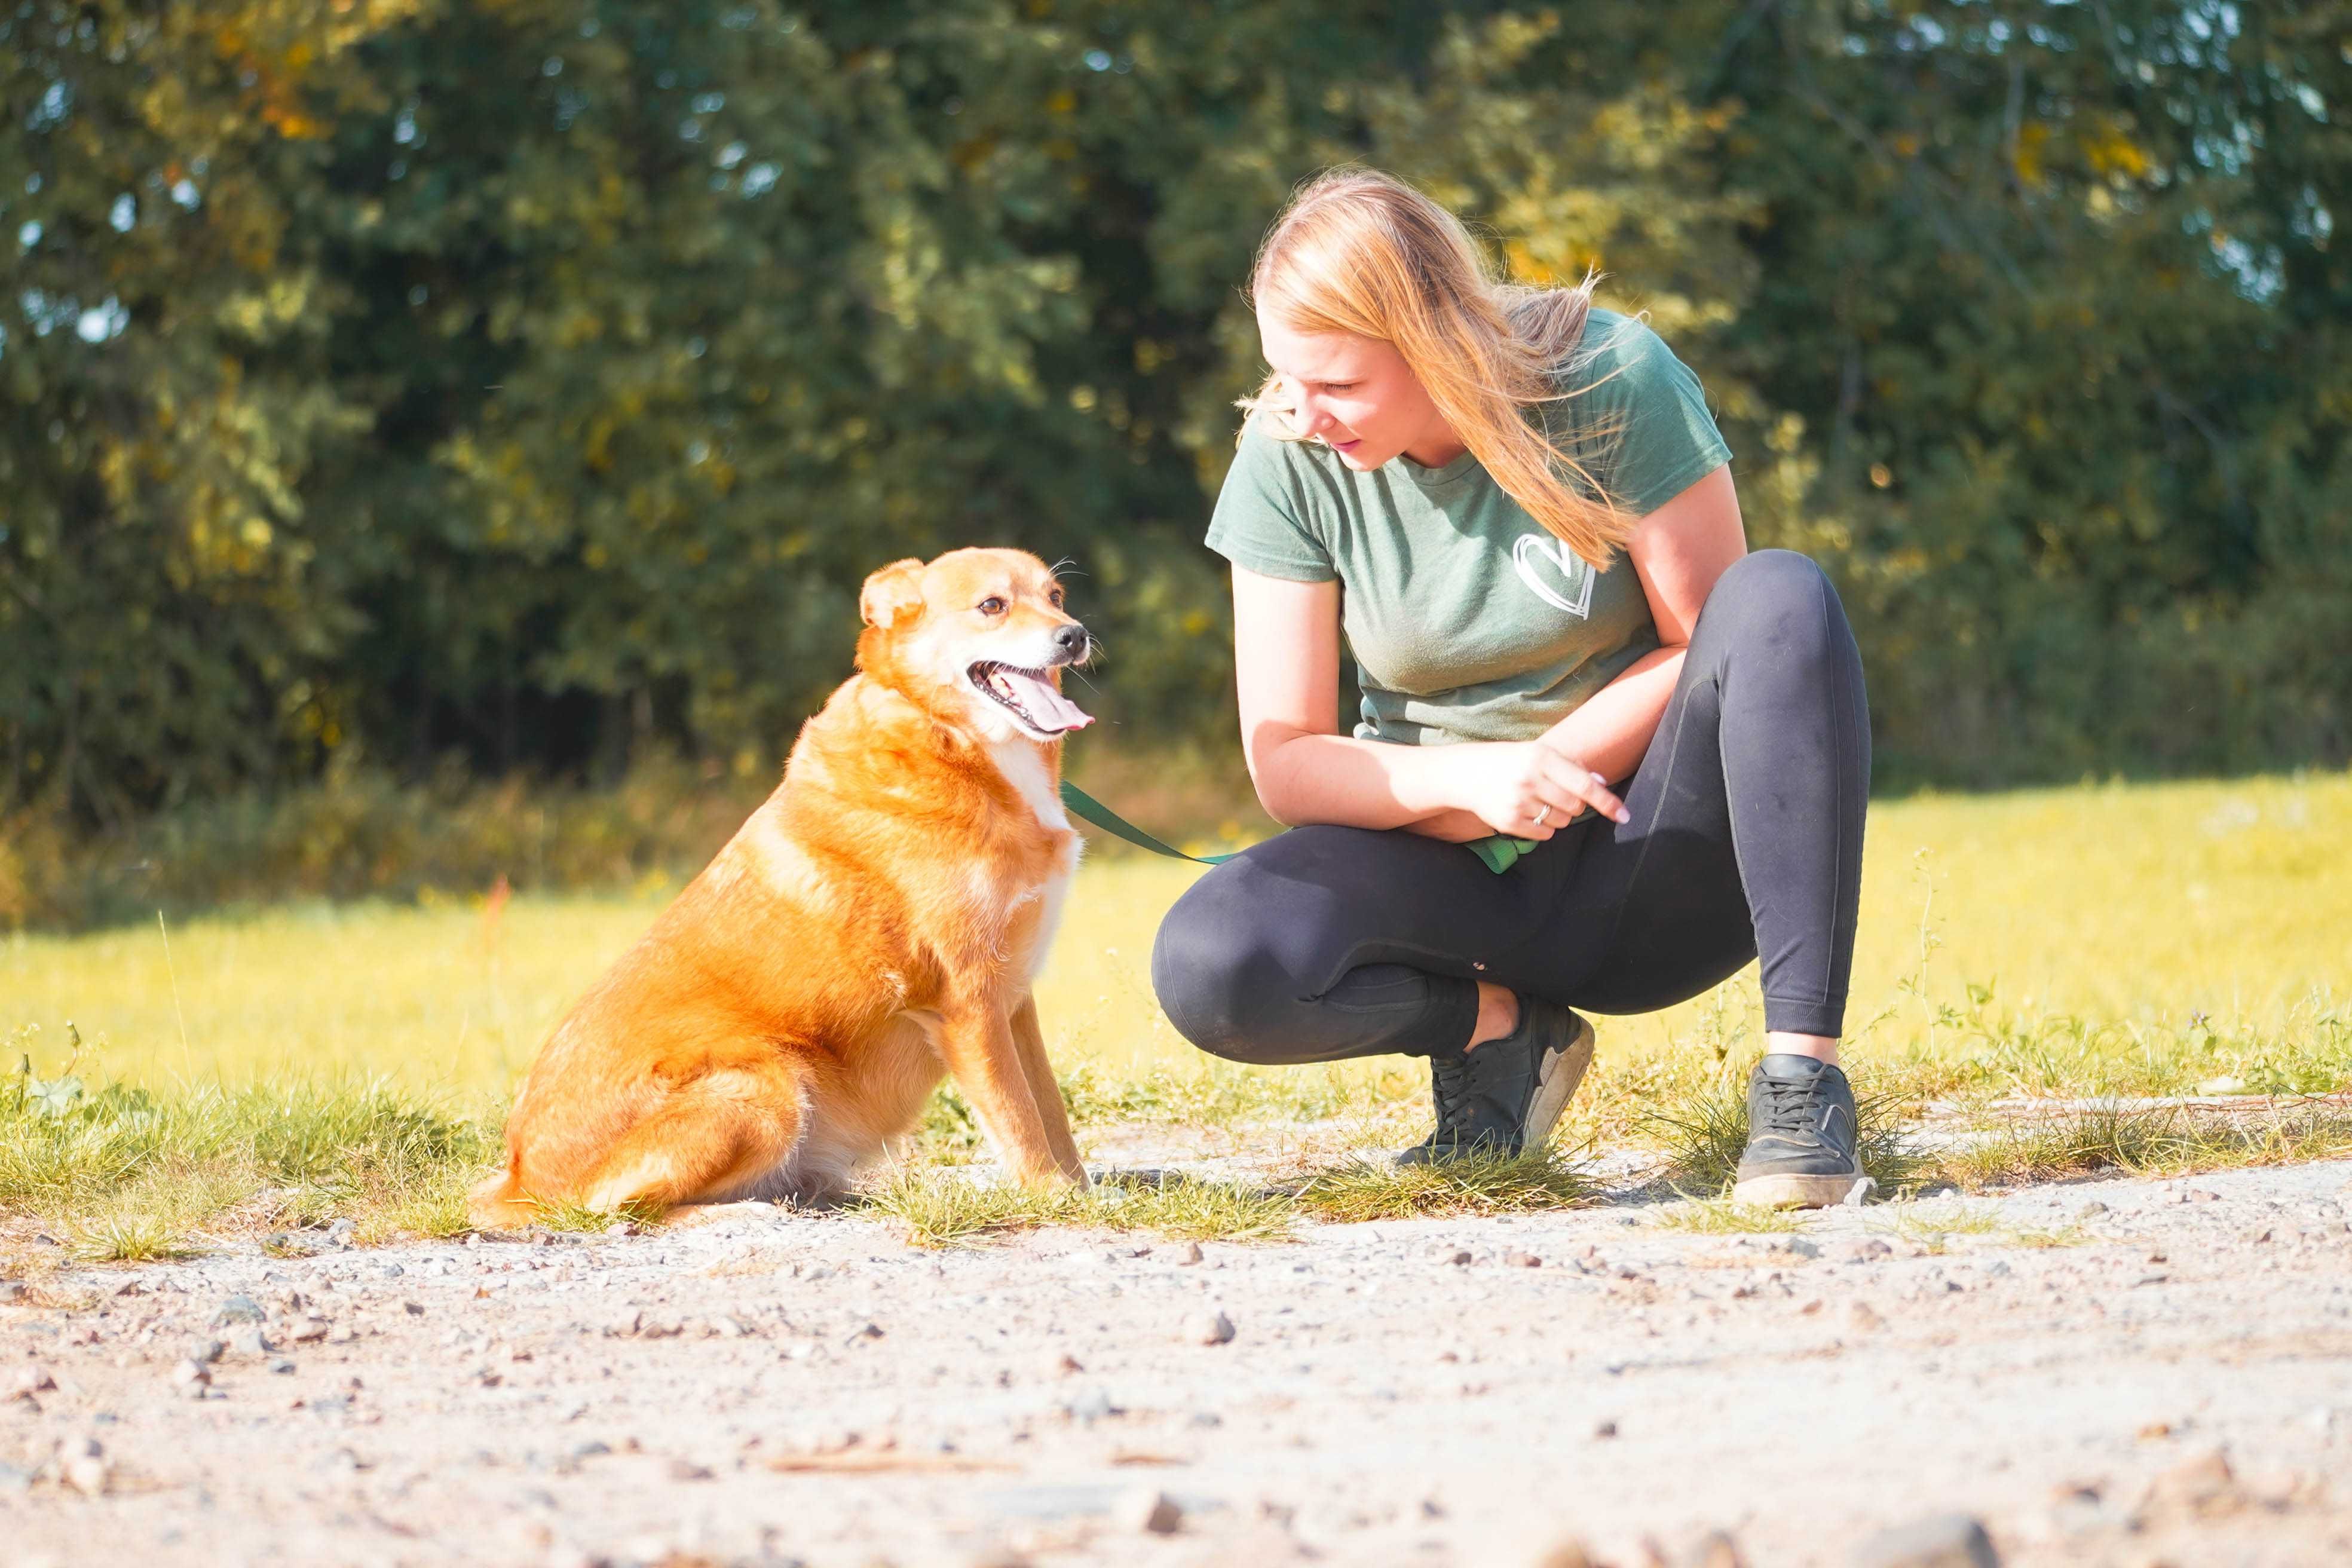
[1204,418,1338,583]
[1563,316,1734,517]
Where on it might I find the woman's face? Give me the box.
[1257,314,1465,470]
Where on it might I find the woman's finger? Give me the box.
[1538,754,1631,826]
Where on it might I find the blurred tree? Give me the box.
[0,1,422,820]
[2,0,2345,834]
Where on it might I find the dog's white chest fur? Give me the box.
[988,739,1080,981]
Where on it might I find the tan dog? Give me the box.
[470,547,1094,1226]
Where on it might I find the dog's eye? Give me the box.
[1048,589,1064,609]
[977,596,1007,617]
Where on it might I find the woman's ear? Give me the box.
[858,558,927,628]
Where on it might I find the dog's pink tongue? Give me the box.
[1000,669,1093,733]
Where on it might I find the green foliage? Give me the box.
[2,1,2345,843]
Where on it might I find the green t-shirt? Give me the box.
[1205,308,1732,748]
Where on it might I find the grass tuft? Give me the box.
[70,1210,199,1263]
[853,1165,1294,1248]
[1291,1147,1601,1224]
[1871,1199,2003,1252]
[529,1195,669,1233]
[1,1059,499,1249]
[1932,1100,2352,1189]
[2001,1223,2092,1249]
[1649,1198,1809,1235]
[1644,1077,1925,1199]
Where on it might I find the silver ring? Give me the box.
[1532,805,1551,828]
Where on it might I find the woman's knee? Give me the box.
[1698,550,1855,659]
[1149,866,1301,1064]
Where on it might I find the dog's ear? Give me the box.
[858,558,927,629]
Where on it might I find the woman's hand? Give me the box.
[1446,740,1630,841]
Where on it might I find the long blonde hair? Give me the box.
[1241,167,1632,569]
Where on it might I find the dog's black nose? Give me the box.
[1052,623,1090,661]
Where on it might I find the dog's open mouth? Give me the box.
[968,662,1094,737]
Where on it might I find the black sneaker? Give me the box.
[1732,1054,1866,1208]
[1396,998,1595,1166]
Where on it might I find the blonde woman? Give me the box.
[1150,169,1872,1207]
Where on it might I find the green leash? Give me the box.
[1056,780,1535,875]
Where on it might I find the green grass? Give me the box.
[0,1053,497,1257]
[1,772,2348,1252]
[1291,1147,1602,1223]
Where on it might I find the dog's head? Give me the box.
[856,548,1094,744]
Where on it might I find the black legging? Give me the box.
[1150,550,1869,1063]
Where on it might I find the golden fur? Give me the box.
[470,547,1092,1226]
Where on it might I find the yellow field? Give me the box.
[4,772,2347,1120]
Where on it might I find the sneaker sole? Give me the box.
[1731,1169,1868,1209]
[1522,1013,1597,1152]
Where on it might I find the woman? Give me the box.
[1149,169,1872,1208]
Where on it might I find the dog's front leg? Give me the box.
[935,997,1083,1190]
[1009,992,1087,1186]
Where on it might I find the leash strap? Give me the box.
[1056,779,1532,875]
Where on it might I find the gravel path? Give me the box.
[5,1154,2351,1567]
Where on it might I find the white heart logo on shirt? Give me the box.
[1511,533,1595,619]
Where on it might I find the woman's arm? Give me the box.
[1230,570,1472,829]
[1232,464,1750,840]
[1532,463,1751,785]
[1232,571,1627,838]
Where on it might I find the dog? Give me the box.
[469,547,1095,1227]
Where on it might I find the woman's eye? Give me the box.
[1324,382,1356,394]
[978,597,1007,616]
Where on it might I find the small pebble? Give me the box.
[1113,1486,1183,1535]
[1502,1250,1542,1269]
[1848,1511,2000,1567]
[1186,1310,1235,1346]
[1175,1242,1204,1265]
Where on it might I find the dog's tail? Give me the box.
[466,1148,540,1233]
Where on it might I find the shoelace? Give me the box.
[1428,1050,1481,1135]
[1754,1072,1833,1138]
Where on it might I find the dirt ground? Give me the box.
[5,1150,2350,1568]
